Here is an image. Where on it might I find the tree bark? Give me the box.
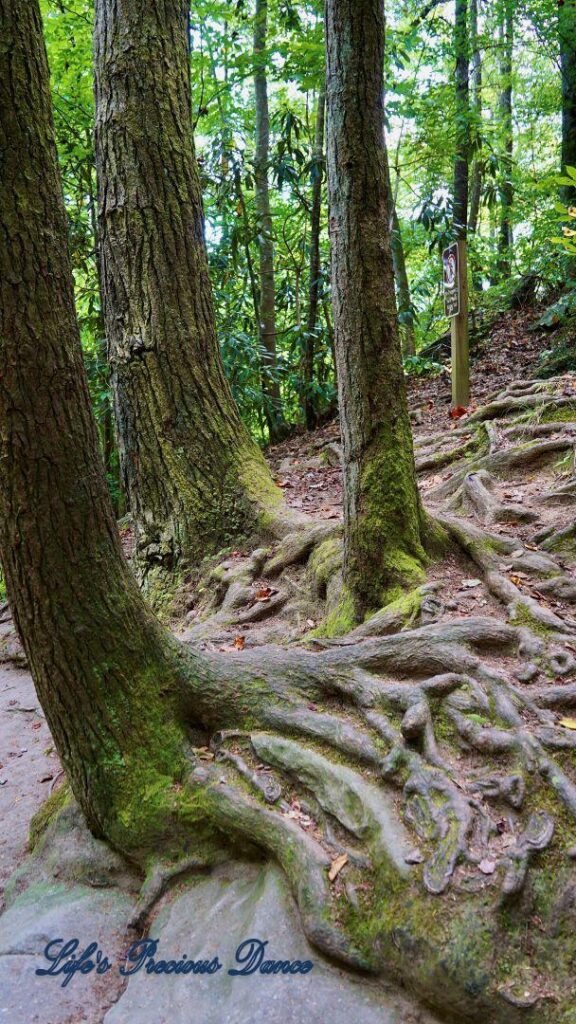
[390,206,416,357]
[93,0,282,581]
[497,0,513,280]
[302,86,326,430]
[253,0,286,443]
[325,0,427,619]
[453,0,470,240]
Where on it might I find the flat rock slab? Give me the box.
[0,662,61,908]
[105,862,439,1024]
[0,882,135,1024]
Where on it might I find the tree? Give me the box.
[453,0,470,241]
[302,85,326,429]
[451,0,470,408]
[325,0,429,620]
[467,0,483,238]
[497,0,514,279]
[93,0,283,582]
[559,0,576,229]
[253,0,287,442]
[390,205,416,357]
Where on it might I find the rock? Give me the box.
[321,442,342,467]
[0,804,441,1024]
[0,882,135,1024]
[104,862,438,1024]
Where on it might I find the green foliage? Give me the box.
[403,354,443,377]
[41,0,575,458]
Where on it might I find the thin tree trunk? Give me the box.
[234,164,261,323]
[302,86,326,430]
[467,0,483,240]
[453,0,470,240]
[325,0,427,620]
[93,0,282,583]
[497,0,514,280]
[560,0,576,207]
[253,0,286,443]
[390,206,416,357]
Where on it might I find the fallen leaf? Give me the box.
[233,636,246,650]
[254,587,274,602]
[449,405,468,419]
[328,853,349,882]
[460,578,482,589]
[560,718,576,730]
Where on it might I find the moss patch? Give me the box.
[29,783,71,851]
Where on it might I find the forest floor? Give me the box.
[1,304,576,1023]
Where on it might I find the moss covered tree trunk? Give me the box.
[0,0,189,850]
[253,0,286,443]
[93,0,282,578]
[325,0,427,619]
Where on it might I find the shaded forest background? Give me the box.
[43,0,575,500]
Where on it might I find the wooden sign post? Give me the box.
[442,239,469,409]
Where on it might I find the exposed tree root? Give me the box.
[39,375,576,1023]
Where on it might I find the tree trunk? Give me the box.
[93,0,282,582]
[302,86,326,431]
[467,0,482,238]
[467,0,483,293]
[453,0,470,240]
[497,0,514,280]
[560,0,576,208]
[325,0,428,620]
[0,0,185,851]
[253,0,286,443]
[390,206,416,357]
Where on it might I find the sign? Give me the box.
[442,242,460,318]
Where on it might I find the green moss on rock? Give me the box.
[29,783,71,851]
